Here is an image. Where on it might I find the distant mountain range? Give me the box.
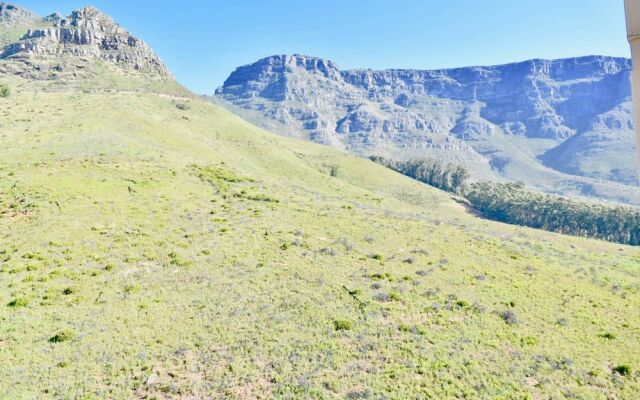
[2,1,638,206]
[214,54,640,205]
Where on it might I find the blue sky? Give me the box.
[17,0,631,94]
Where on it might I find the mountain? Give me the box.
[0,4,171,80]
[0,2,38,25]
[0,2,41,48]
[214,54,640,205]
[2,4,640,399]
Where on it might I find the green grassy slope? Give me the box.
[1,73,640,400]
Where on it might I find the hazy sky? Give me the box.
[16,0,631,94]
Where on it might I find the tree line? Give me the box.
[369,156,469,194]
[370,156,640,246]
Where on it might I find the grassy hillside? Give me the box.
[1,72,640,400]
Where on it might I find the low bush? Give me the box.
[599,332,616,340]
[499,310,519,325]
[7,297,28,308]
[0,84,10,98]
[374,292,391,302]
[333,319,353,331]
[49,329,76,343]
[613,364,631,376]
[328,164,339,177]
[389,292,402,301]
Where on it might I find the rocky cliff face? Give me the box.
[0,5,170,76]
[215,54,639,201]
[0,2,38,25]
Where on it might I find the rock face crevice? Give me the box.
[0,5,170,76]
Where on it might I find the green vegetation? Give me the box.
[372,156,640,246]
[0,69,638,399]
[48,329,76,343]
[466,181,640,245]
[370,155,469,194]
[7,297,28,308]
[174,101,190,110]
[329,164,339,177]
[0,83,9,98]
[614,364,632,376]
[333,319,353,331]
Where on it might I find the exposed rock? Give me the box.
[215,54,638,192]
[217,54,487,171]
[1,6,170,76]
[541,103,638,185]
[0,2,39,25]
[43,12,62,24]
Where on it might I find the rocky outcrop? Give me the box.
[0,2,38,25]
[1,6,170,76]
[215,54,637,188]
[216,54,488,170]
[42,12,62,24]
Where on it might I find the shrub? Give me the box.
[238,192,279,203]
[425,288,439,297]
[369,272,391,280]
[319,247,336,256]
[124,284,141,294]
[347,389,372,399]
[7,297,28,308]
[62,287,74,295]
[0,84,10,98]
[455,300,470,309]
[49,329,76,343]
[374,292,391,302]
[175,102,190,110]
[369,253,384,261]
[472,302,488,314]
[499,310,519,325]
[168,252,191,267]
[613,364,631,376]
[194,165,253,185]
[599,332,616,340]
[336,238,355,251]
[329,165,339,177]
[389,291,402,301]
[333,319,353,331]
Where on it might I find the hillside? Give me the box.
[214,54,640,205]
[1,4,640,400]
